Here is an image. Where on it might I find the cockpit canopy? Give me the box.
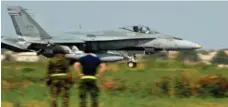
[120,25,160,34]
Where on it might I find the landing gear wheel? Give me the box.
[127,61,137,68]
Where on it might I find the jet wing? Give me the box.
[49,34,86,44]
[1,38,32,52]
[66,31,101,35]
[65,28,134,37]
[61,31,157,42]
[65,29,105,35]
[66,25,160,36]
[49,39,85,44]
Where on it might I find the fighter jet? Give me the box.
[1,6,202,68]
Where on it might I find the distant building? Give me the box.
[197,51,217,63]
[217,64,228,68]
[10,52,39,62]
[168,51,178,59]
[225,50,228,55]
[167,50,227,65]
[1,55,6,61]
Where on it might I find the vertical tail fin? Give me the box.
[7,6,52,40]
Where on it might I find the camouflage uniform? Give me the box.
[46,46,73,107]
[79,78,99,107]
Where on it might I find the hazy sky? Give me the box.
[1,1,228,50]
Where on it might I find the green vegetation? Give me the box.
[176,50,200,62]
[212,50,228,64]
[1,59,228,107]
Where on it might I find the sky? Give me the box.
[1,1,228,50]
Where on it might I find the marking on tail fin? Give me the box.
[7,6,52,40]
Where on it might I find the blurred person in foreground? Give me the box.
[46,45,73,107]
[73,49,106,107]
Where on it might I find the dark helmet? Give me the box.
[84,48,92,53]
[52,45,66,54]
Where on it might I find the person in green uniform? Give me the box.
[73,50,106,107]
[46,45,73,107]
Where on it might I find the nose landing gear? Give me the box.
[127,54,137,68]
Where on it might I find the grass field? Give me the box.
[1,58,228,107]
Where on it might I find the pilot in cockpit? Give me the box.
[140,27,150,34]
[132,26,153,34]
[133,26,139,32]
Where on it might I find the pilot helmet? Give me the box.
[141,27,149,33]
[53,45,66,54]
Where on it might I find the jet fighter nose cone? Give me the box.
[195,44,202,49]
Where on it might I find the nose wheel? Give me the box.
[127,54,137,68]
[115,51,138,68]
[127,61,137,68]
